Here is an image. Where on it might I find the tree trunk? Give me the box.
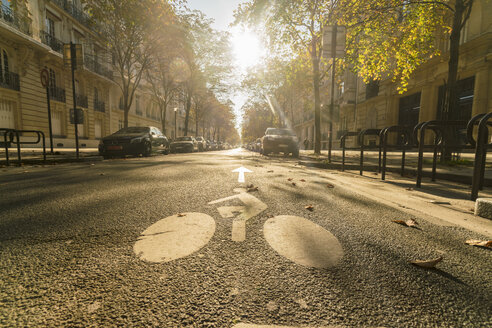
[184,94,191,136]
[195,108,199,136]
[442,0,467,161]
[311,40,321,154]
[160,101,167,135]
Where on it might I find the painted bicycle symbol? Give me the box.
[133,188,343,268]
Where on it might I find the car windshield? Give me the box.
[115,127,149,134]
[176,137,192,141]
[196,137,203,140]
[265,128,296,136]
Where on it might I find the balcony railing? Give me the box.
[40,31,64,54]
[84,54,113,80]
[50,0,93,29]
[76,93,88,108]
[94,100,105,112]
[0,72,20,91]
[0,4,32,36]
[49,86,66,102]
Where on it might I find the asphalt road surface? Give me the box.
[1,149,491,327]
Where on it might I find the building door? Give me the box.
[51,110,62,136]
[0,99,15,129]
[398,92,421,127]
[94,119,102,139]
[437,76,475,121]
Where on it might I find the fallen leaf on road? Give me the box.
[177,213,186,217]
[246,184,254,188]
[247,186,259,192]
[410,256,443,268]
[300,179,306,182]
[267,170,274,173]
[392,219,418,227]
[99,173,105,176]
[326,183,335,188]
[305,205,314,211]
[430,200,451,205]
[465,240,492,248]
[406,188,414,191]
[287,178,293,181]
[291,182,296,186]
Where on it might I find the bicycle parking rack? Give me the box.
[359,129,381,176]
[471,112,492,200]
[0,129,46,166]
[379,126,413,181]
[340,131,359,172]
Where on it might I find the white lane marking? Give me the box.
[264,215,343,269]
[209,189,267,242]
[134,213,215,263]
[232,166,253,183]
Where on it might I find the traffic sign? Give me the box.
[40,68,49,87]
[322,25,346,59]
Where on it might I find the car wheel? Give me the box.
[143,142,152,157]
[163,149,169,155]
[292,150,299,158]
[103,155,111,160]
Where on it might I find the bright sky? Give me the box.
[187,0,264,136]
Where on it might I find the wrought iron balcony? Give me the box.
[0,72,20,91]
[40,31,64,54]
[0,4,32,35]
[50,0,93,29]
[94,100,105,112]
[49,86,66,103]
[84,54,113,80]
[76,93,88,108]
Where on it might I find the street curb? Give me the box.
[0,156,103,166]
[475,198,492,220]
[298,160,492,187]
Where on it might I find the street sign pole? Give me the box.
[41,68,54,153]
[70,42,80,159]
[328,24,337,163]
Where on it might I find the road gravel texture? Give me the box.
[0,149,491,327]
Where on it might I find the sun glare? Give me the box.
[232,29,263,71]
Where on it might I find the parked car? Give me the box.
[254,138,262,152]
[98,126,169,159]
[170,136,198,153]
[195,136,207,151]
[209,141,217,150]
[261,127,299,157]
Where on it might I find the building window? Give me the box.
[398,92,421,128]
[365,79,379,100]
[94,87,98,103]
[46,17,55,37]
[0,49,9,83]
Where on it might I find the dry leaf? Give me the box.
[406,188,413,191]
[410,256,443,268]
[465,240,492,248]
[300,179,306,182]
[392,219,418,227]
[177,213,186,217]
[99,173,105,176]
[287,178,293,181]
[267,170,274,173]
[247,186,258,192]
[246,184,254,188]
[292,182,297,186]
[305,205,314,211]
[430,200,451,205]
[326,183,335,188]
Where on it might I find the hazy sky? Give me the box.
[186,0,244,31]
[186,0,254,134]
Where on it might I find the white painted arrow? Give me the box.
[232,167,252,183]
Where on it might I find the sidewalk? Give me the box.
[299,149,492,186]
[0,147,101,165]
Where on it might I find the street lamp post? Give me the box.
[174,107,178,139]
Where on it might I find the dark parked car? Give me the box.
[170,136,198,153]
[98,126,169,159]
[261,127,299,157]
